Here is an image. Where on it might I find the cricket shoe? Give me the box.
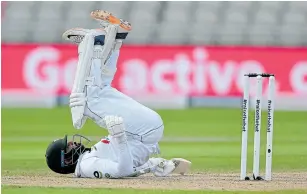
[62,28,128,45]
[90,10,132,32]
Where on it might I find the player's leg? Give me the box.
[62,28,107,129]
[89,33,128,87]
[90,10,131,86]
[61,21,128,130]
[84,11,164,135]
[62,10,130,87]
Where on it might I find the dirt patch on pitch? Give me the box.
[2,172,307,191]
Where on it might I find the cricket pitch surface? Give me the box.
[2,172,307,191]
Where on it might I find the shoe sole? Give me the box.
[62,28,105,42]
[62,28,86,40]
[90,10,132,31]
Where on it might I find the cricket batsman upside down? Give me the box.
[45,10,191,179]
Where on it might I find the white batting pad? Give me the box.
[70,33,94,129]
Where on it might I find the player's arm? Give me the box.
[102,115,135,178]
[87,157,134,179]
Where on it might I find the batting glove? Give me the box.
[153,159,176,177]
[70,93,86,108]
[69,92,87,129]
[104,115,125,138]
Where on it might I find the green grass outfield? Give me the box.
[2,108,307,194]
